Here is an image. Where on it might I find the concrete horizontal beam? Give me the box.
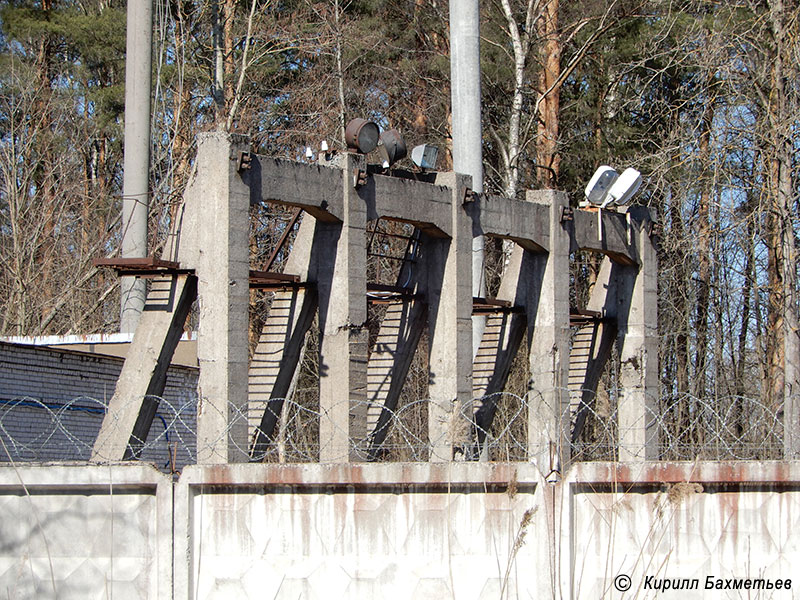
[250,155,344,222]
[572,208,636,264]
[479,193,549,252]
[364,173,452,238]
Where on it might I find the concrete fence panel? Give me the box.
[0,465,172,599]
[1,461,799,598]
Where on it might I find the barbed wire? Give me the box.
[0,390,788,472]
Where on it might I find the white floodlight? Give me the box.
[305,146,313,160]
[584,166,618,206]
[604,167,642,207]
[411,144,439,170]
[586,166,643,242]
[320,140,329,152]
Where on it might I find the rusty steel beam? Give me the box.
[263,208,302,272]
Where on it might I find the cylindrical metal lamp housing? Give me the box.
[379,129,407,165]
[345,118,380,154]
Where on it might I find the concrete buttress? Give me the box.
[248,215,318,459]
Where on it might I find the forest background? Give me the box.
[0,0,798,455]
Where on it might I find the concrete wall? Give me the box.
[0,342,198,469]
[1,461,798,599]
[175,464,541,599]
[0,465,172,599]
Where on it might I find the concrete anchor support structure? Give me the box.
[94,133,252,463]
[93,137,659,468]
[470,193,544,460]
[566,206,659,461]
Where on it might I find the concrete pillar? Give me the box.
[527,190,571,473]
[616,207,659,461]
[189,133,251,464]
[119,0,153,333]
[428,172,474,461]
[317,153,368,463]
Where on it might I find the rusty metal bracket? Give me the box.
[353,167,368,189]
[560,206,574,223]
[92,257,194,278]
[237,151,252,172]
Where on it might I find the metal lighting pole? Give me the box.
[449,0,485,356]
[120,0,153,334]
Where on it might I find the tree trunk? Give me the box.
[693,65,715,401]
[536,0,560,188]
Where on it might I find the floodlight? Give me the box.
[604,167,642,207]
[584,166,618,205]
[345,118,380,154]
[586,165,643,242]
[378,129,407,167]
[411,144,439,170]
[305,146,313,159]
[320,140,329,152]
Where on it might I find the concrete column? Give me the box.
[616,207,659,461]
[317,153,368,463]
[428,172,474,461]
[189,133,251,464]
[119,0,153,334]
[526,190,571,473]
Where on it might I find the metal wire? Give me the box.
[0,390,788,471]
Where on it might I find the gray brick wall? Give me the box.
[0,342,198,472]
